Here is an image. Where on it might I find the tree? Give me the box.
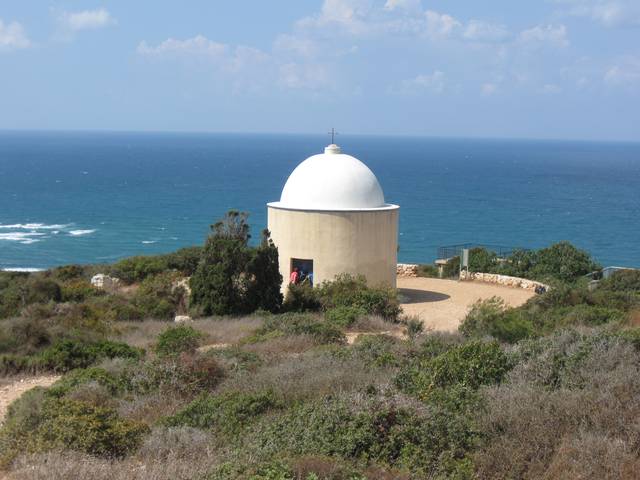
[190,211,252,315]
[245,229,283,313]
[190,211,283,316]
[531,241,599,282]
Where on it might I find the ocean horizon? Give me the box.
[1,130,639,271]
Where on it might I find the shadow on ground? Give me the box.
[398,288,450,304]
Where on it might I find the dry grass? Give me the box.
[218,351,392,402]
[241,334,317,361]
[111,316,264,350]
[473,334,640,480]
[9,426,221,480]
[117,391,186,425]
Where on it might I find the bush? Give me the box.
[163,246,203,276]
[283,283,322,312]
[190,211,282,316]
[61,279,102,302]
[47,367,125,398]
[33,398,149,457]
[165,390,279,435]
[109,255,167,284]
[155,325,203,358]
[51,264,86,281]
[530,241,598,282]
[1,393,148,462]
[397,340,512,399]
[469,247,498,273]
[25,277,62,304]
[39,339,143,372]
[134,271,184,319]
[247,395,477,477]
[248,314,345,345]
[600,269,640,292]
[325,306,366,328]
[460,297,533,343]
[416,264,439,278]
[317,274,401,321]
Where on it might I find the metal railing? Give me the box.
[436,243,529,261]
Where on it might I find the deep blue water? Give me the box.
[0,131,639,270]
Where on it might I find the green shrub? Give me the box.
[468,247,498,273]
[33,398,149,457]
[283,283,322,312]
[417,264,439,278]
[353,334,400,367]
[1,394,148,461]
[165,390,279,435]
[248,395,478,477]
[51,264,86,281]
[460,297,533,343]
[249,314,345,345]
[561,304,624,326]
[599,269,640,292]
[317,274,401,321]
[0,354,44,375]
[405,318,425,340]
[163,246,203,276]
[61,278,103,302]
[245,231,284,313]
[109,255,168,284]
[443,256,461,278]
[325,306,366,328]
[530,241,598,282]
[155,325,203,358]
[47,367,125,397]
[190,212,282,316]
[134,271,183,319]
[39,339,143,372]
[397,341,512,399]
[25,277,62,304]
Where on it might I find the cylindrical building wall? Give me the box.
[267,205,399,291]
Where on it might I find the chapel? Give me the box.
[267,142,399,291]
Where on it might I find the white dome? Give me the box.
[272,144,388,211]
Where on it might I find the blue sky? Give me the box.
[1,1,639,140]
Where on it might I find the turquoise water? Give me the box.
[0,131,639,270]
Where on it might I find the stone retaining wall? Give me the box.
[397,263,419,277]
[460,270,549,291]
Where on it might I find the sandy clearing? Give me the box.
[398,276,534,332]
[0,375,60,424]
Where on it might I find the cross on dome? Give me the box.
[327,127,338,144]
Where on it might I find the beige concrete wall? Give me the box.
[267,206,399,292]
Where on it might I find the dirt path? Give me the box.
[0,375,60,424]
[398,276,534,332]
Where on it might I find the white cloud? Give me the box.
[297,0,373,34]
[463,20,510,42]
[384,0,422,13]
[481,83,498,95]
[542,83,562,94]
[556,0,640,28]
[518,24,569,48]
[59,8,116,31]
[278,62,331,90]
[0,19,31,51]
[604,56,640,88]
[425,10,461,38]
[396,70,446,94]
[137,35,227,57]
[273,34,318,58]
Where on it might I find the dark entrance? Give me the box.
[291,258,314,286]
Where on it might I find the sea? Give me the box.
[1,131,639,271]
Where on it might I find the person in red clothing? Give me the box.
[289,267,299,284]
